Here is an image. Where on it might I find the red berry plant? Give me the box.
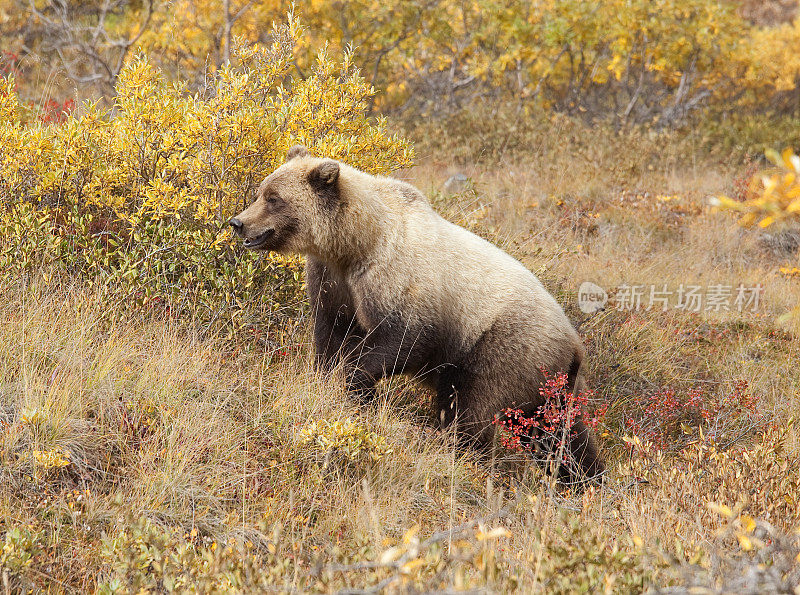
[620,380,766,452]
[493,370,594,474]
[494,371,767,465]
[1,48,74,123]
[39,98,75,124]
[0,50,19,83]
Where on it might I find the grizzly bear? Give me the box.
[230,146,604,483]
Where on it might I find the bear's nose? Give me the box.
[228,217,244,235]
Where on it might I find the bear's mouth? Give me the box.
[243,228,275,250]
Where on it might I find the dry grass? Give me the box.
[2,129,800,592]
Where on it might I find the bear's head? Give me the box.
[229,145,339,254]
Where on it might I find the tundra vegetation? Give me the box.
[1,1,800,592]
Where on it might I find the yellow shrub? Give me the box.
[299,416,394,471]
[5,0,762,125]
[728,17,800,103]
[716,148,800,228]
[31,449,71,469]
[0,18,413,332]
[9,0,800,136]
[714,148,800,322]
[1,526,41,580]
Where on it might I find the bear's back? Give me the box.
[371,184,576,346]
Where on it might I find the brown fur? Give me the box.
[231,146,604,484]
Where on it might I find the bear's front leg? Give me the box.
[312,307,361,372]
[344,364,380,404]
[307,258,361,372]
[340,324,416,404]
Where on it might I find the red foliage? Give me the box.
[1,50,19,77]
[1,50,75,123]
[622,380,764,449]
[585,400,609,432]
[493,373,765,455]
[0,50,20,93]
[493,370,592,454]
[40,98,75,124]
[732,156,761,202]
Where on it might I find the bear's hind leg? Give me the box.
[517,408,604,486]
[435,368,498,455]
[435,367,460,430]
[561,417,604,484]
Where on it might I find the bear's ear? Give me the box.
[308,160,340,206]
[308,160,340,188]
[286,145,309,161]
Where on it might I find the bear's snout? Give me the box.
[228,217,244,236]
[229,217,272,248]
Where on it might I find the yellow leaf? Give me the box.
[379,547,404,565]
[737,534,754,551]
[22,408,45,425]
[476,527,512,541]
[781,147,796,170]
[765,148,781,165]
[402,526,419,544]
[739,213,758,226]
[711,195,741,209]
[762,176,779,195]
[707,502,733,518]
[401,558,425,574]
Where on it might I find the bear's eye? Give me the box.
[266,195,278,205]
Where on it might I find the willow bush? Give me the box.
[715,147,800,325]
[0,18,413,337]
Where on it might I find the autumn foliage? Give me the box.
[1,3,799,593]
[4,0,800,132]
[716,146,800,322]
[0,18,412,332]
